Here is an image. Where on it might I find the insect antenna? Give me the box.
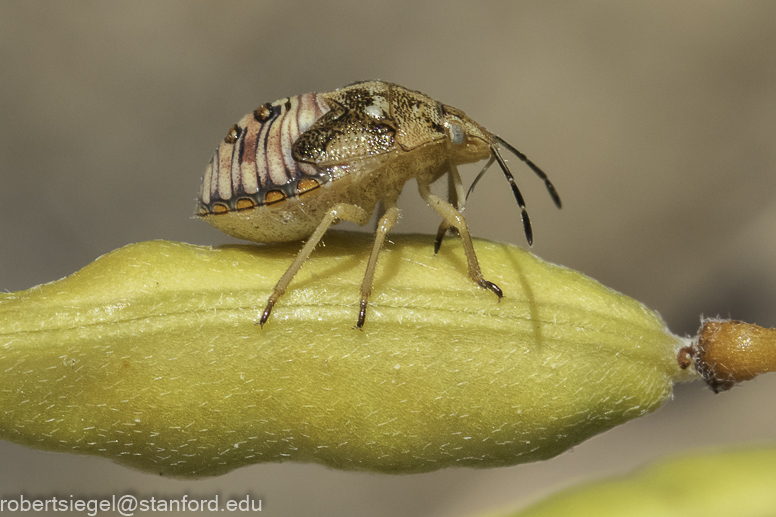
[494,136,562,209]
[465,156,496,203]
[490,145,534,245]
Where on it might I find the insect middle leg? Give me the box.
[417,179,503,299]
[434,162,465,254]
[356,200,400,329]
[259,203,371,327]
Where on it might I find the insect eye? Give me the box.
[447,123,465,146]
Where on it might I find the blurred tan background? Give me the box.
[1,1,775,515]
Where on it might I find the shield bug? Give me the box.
[198,81,561,328]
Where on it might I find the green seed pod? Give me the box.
[0,233,696,477]
[507,447,776,517]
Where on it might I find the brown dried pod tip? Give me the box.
[678,319,776,393]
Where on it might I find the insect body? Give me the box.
[198,81,561,328]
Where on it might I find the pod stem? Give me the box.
[678,319,776,393]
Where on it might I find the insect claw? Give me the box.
[356,299,368,330]
[480,279,503,300]
[258,303,274,328]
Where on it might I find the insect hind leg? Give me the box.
[418,180,503,300]
[259,203,370,327]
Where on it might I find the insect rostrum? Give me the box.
[198,80,561,328]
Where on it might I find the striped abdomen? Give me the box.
[198,92,331,215]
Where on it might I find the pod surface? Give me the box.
[0,233,692,477]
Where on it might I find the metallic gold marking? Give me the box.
[264,190,286,205]
[224,124,241,144]
[253,103,273,122]
[236,198,257,211]
[296,178,320,195]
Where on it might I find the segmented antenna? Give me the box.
[490,145,534,245]
[494,136,562,209]
[465,137,562,246]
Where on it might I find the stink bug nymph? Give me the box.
[198,81,561,328]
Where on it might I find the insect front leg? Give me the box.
[259,203,371,327]
[357,200,400,329]
[418,180,503,300]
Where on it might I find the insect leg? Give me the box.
[449,162,466,210]
[433,221,452,255]
[418,180,503,300]
[434,163,465,254]
[357,201,400,329]
[259,203,371,327]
